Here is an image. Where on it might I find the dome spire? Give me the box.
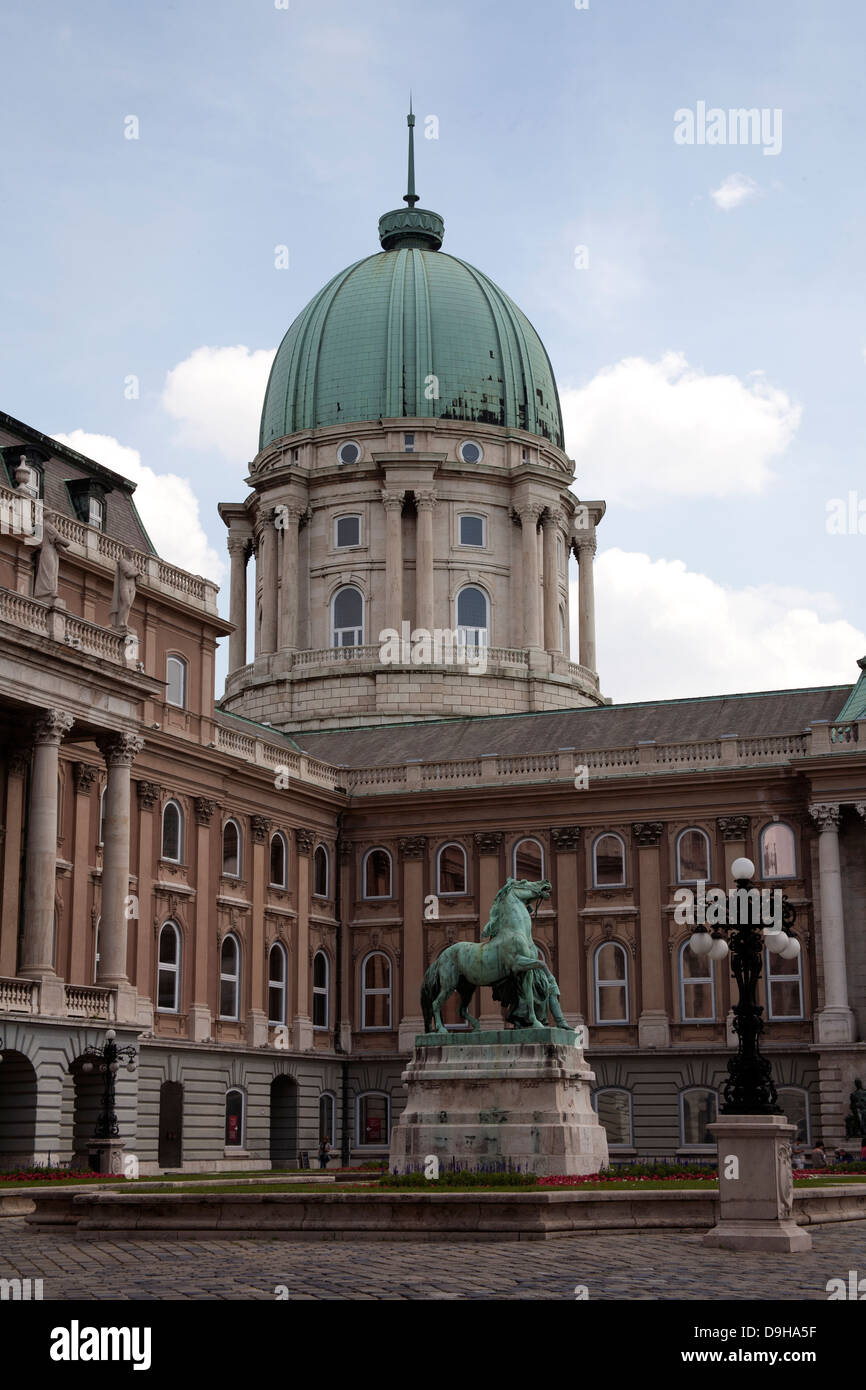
[404,97,419,208]
[378,100,444,251]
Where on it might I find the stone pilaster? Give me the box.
[415,490,436,632]
[278,504,304,651]
[227,534,249,673]
[575,533,597,672]
[20,709,74,984]
[382,490,405,633]
[95,732,144,1022]
[551,826,582,1026]
[258,508,278,655]
[540,511,560,652]
[398,834,428,1048]
[519,504,543,649]
[809,803,855,1044]
[1,751,30,979]
[631,822,669,1047]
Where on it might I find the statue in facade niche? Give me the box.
[420,877,569,1033]
[845,1078,866,1139]
[33,516,71,601]
[109,548,138,629]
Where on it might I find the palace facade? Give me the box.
[1,133,864,1171]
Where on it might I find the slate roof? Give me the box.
[288,684,853,768]
[0,411,156,554]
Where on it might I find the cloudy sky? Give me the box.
[1,0,864,704]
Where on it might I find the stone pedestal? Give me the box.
[86,1137,127,1175]
[389,1028,609,1176]
[702,1114,812,1252]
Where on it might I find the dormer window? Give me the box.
[2,447,46,498]
[67,479,108,531]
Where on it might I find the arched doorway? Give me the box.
[269,1075,298,1168]
[0,1051,38,1170]
[158,1081,183,1169]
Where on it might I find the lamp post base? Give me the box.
[702,1113,812,1253]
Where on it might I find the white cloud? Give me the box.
[561,352,801,504]
[711,173,759,211]
[161,345,276,462]
[581,547,864,702]
[52,430,223,581]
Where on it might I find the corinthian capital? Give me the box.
[33,709,74,746]
[415,490,437,512]
[98,732,145,767]
[809,803,840,833]
[575,534,597,560]
[517,502,544,527]
[381,489,405,512]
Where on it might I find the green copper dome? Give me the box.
[261,110,564,452]
[260,246,564,450]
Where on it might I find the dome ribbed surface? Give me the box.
[259,248,563,449]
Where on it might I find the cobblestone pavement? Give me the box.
[1,1218,865,1299]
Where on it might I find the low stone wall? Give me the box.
[23,1184,866,1241]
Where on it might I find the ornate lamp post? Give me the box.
[80,1028,137,1141]
[687,856,798,1114]
[698,857,810,1252]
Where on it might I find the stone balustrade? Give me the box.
[0,978,116,1021]
[0,483,220,616]
[0,588,131,665]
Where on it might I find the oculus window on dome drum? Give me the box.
[337,441,361,466]
[458,440,483,464]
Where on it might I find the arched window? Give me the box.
[679,1088,718,1147]
[268,942,287,1025]
[777,1087,811,1144]
[319,1092,336,1145]
[334,514,361,549]
[593,942,629,1023]
[594,1089,633,1147]
[679,941,715,1022]
[676,828,711,883]
[98,786,107,846]
[760,823,797,879]
[161,800,183,863]
[593,833,625,887]
[331,585,364,647]
[361,952,392,1030]
[437,842,467,896]
[765,944,804,1020]
[356,1091,390,1147]
[225,1088,244,1147]
[558,605,566,653]
[222,819,241,877]
[313,950,330,1029]
[166,655,187,709]
[363,848,392,899]
[513,837,544,880]
[313,844,329,897]
[219,933,240,1020]
[455,585,489,648]
[269,832,287,888]
[157,921,181,1013]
